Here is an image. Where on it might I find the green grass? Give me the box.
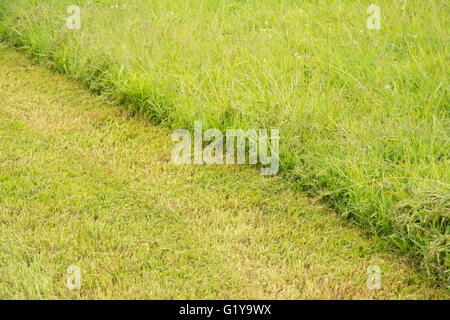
[4,46,446,299]
[0,0,448,283]
[0,45,448,299]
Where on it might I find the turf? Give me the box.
[0,0,448,283]
[0,45,447,299]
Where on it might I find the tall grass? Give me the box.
[0,0,448,282]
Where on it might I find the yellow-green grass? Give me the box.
[0,45,447,299]
[0,0,448,282]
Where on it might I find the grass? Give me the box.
[0,0,448,284]
[0,45,448,299]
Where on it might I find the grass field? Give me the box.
[0,0,448,286]
[2,46,447,299]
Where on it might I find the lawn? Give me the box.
[0,0,448,285]
[2,46,448,298]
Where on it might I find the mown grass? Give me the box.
[2,45,448,299]
[0,0,448,283]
